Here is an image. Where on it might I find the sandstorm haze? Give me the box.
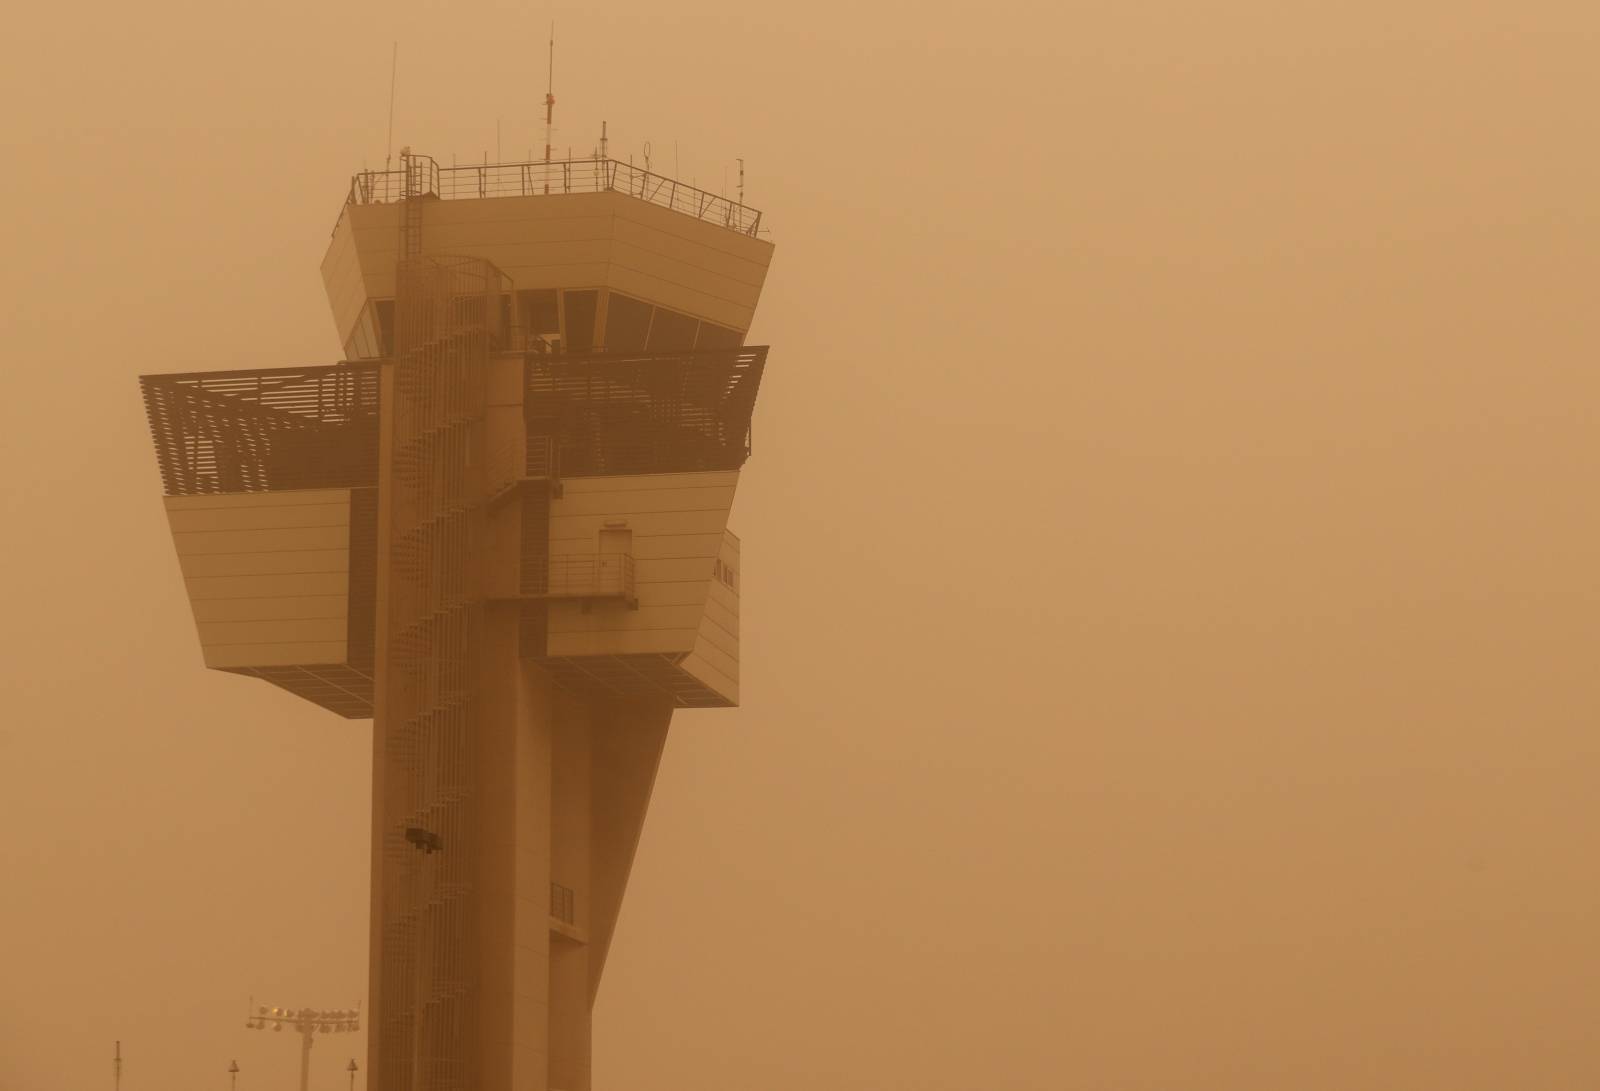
[2,0,1597,1087]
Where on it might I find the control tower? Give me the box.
[139,152,774,1090]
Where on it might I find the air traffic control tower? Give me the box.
[139,152,773,1090]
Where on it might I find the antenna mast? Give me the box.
[114,1041,122,1091]
[385,42,397,171]
[543,24,556,193]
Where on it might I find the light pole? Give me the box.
[228,1059,239,1091]
[245,1003,360,1091]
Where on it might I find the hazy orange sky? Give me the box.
[3,1,1598,1088]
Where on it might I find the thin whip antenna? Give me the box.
[114,1041,122,1091]
[385,42,397,171]
[543,25,555,161]
[542,23,555,193]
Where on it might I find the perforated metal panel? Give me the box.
[140,364,380,495]
[524,348,766,477]
[376,254,507,1091]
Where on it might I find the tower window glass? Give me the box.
[647,307,698,352]
[519,289,559,335]
[695,322,743,351]
[562,290,598,352]
[603,292,653,352]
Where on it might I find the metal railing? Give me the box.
[524,434,557,479]
[524,347,765,476]
[549,882,575,926]
[484,435,560,504]
[484,436,524,499]
[140,364,382,496]
[346,156,762,237]
[546,552,636,605]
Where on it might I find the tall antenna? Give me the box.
[738,158,745,207]
[542,23,555,193]
[600,120,608,161]
[543,28,555,158]
[385,42,398,171]
[113,1041,122,1091]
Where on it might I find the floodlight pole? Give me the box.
[245,1003,360,1091]
[228,1059,239,1091]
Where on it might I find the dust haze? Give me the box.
[2,1,1597,1088]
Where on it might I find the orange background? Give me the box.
[2,1,1598,1088]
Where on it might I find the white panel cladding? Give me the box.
[164,489,353,669]
[545,472,740,704]
[680,529,741,704]
[320,210,367,352]
[330,190,774,333]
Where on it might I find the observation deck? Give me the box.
[138,344,763,714]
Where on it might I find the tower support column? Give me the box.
[587,701,672,1003]
[548,689,593,1091]
[474,605,557,1088]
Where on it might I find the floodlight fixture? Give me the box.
[245,1000,360,1091]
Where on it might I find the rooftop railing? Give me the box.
[346,156,763,237]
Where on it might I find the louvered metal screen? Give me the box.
[140,364,380,496]
[377,254,505,1091]
[524,347,766,477]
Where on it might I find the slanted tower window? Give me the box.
[563,290,598,352]
[603,293,652,352]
